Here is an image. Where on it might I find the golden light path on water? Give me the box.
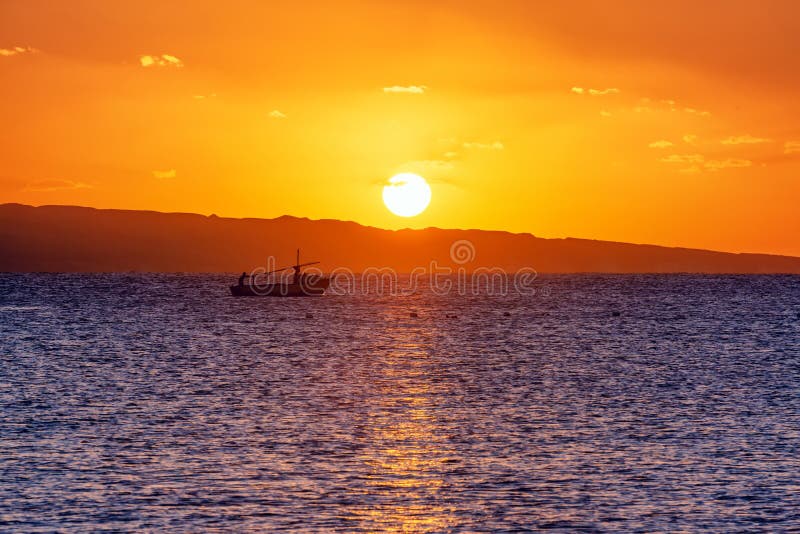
[345,324,455,531]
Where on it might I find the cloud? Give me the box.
[662,154,752,172]
[662,153,752,172]
[398,159,454,174]
[383,85,427,94]
[649,140,673,149]
[683,107,711,116]
[721,134,772,145]
[139,54,184,68]
[661,154,705,164]
[152,169,176,179]
[193,93,217,100]
[439,137,504,153]
[161,54,182,66]
[704,159,752,171]
[632,98,709,116]
[463,141,504,150]
[571,87,620,95]
[600,110,612,117]
[23,179,91,192]
[784,141,800,154]
[0,46,37,57]
[268,109,286,119]
[683,134,698,144]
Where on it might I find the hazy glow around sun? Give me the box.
[382,173,432,217]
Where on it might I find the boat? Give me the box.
[230,249,330,297]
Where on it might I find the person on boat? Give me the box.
[238,272,247,286]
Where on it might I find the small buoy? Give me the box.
[612,311,621,317]
[409,312,419,318]
[305,313,313,319]
[503,311,511,317]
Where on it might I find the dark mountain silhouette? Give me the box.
[2,203,800,273]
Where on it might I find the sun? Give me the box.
[382,173,432,217]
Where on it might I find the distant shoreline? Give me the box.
[2,203,800,274]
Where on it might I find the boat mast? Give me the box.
[295,248,300,284]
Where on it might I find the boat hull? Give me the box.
[230,278,330,297]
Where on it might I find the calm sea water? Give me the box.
[1,274,800,532]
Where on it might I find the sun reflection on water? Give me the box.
[346,323,456,532]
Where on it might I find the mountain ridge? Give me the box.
[2,203,799,273]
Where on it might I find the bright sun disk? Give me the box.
[382,173,432,217]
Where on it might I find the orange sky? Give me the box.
[2,0,799,255]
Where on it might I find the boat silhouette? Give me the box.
[230,249,330,297]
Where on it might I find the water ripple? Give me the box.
[1,274,799,531]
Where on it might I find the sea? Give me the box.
[1,273,799,532]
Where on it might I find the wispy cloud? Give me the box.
[0,46,37,57]
[383,85,427,94]
[784,141,800,154]
[23,179,92,192]
[704,159,752,171]
[721,134,772,145]
[589,88,620,95]
[661,154,705,164]
[683,134,698,144]
[635,99,710,116]
[192,93,217,100]
[571,87,620,96]
[600,110,612,117]
[649,140,673,149]
[268,109,286,119]
[398,160,455,176]
[152,169,176,179]
[139,54,184,68]
[662,154,752,172]
[463,141,504,150]
[683,107,711,116]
